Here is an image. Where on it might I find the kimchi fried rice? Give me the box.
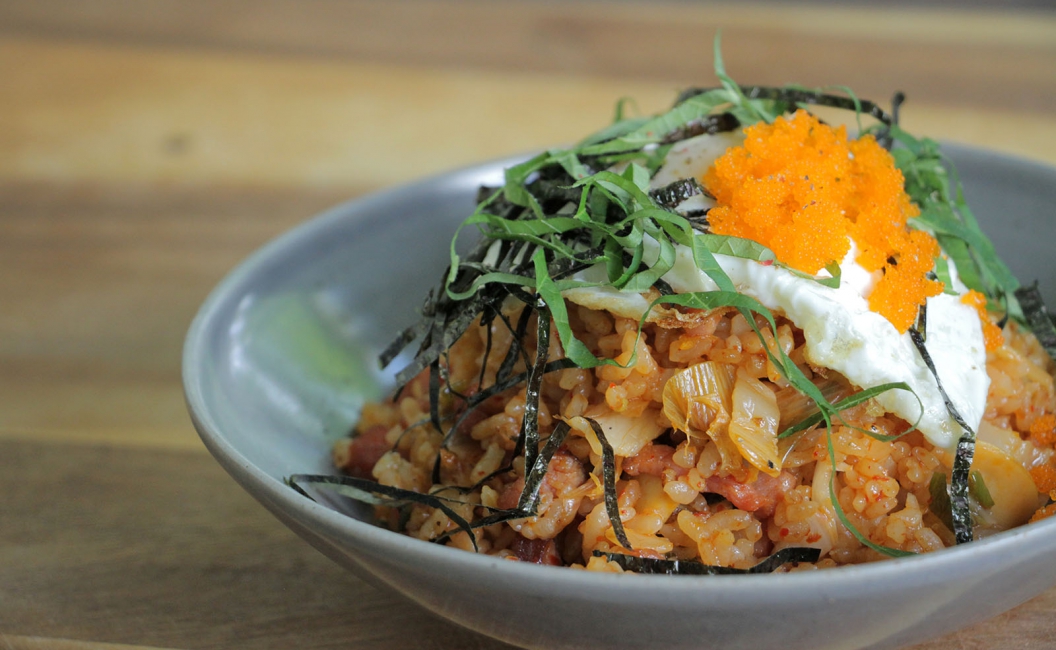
[335,305,1056,571]
[303,68,1056,574]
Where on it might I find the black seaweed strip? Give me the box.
[502,360,578,476]
[550,250,607,281]
[431,509,529,544]
[594,547,821,575]
[661,112,741,144]
[466,401,566,491]
[673,86,894,129]
[391,231,519,385]
[506,285,541,308]
[440,292,493,353]
[649,178,707,209]
[433,423,577,543]
[517,421,573,512]
[584,417,633,550]
[396,317,442,387]
[996,305,1010,331]
[653,278,675,296]
[744,86,895,126]
[914,302,928,342]
[891,91,905,126]
[379,318,428,369]
[430,305,540,469]
[876,91,906,149]
[496,303,535,385]
[684,211,710,232]
[476,304,497,392]
[287,474,480,551]
[390,417,431,451]
[428,359,443,438]
[909,327,975,544]
[527,178,584,208]
[520,297,552,476]
[394,233,492,360]
[469,359,577,411]
[431,299,530,477]
[439,361,472,402]
[438,358,579,463]
[398,289,505,386]
[1015,283,1056,362]
[928,472,955,532]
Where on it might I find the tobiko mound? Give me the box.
[289,54,1056,574]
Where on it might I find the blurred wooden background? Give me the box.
[2,1,1055,648]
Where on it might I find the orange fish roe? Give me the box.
[1030,501,1056,524]
[961,289,1004,351]
[1030,462,1056,494]
[704,110,943,333]
[1030,413,1056,447]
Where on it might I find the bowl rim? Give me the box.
[182,143,1056,596]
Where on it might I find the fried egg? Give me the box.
[562,132,989,451]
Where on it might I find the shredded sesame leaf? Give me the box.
[929,472,955,532]
[778,381,922,439]
[697,234,777,263]
[969,470,995,509]
[889,124,1023,323]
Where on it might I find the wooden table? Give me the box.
[2,2,1055,648]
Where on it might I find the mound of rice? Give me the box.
[335,301,1056,571]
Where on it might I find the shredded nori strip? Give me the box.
[428,358,443,436]
[914,302,928,342]
[882,91,906,149]
[649,178,709,210]
[379,316,429,369]
[475,304,498,391]
[517,421,573,512]
[585,417,633,550]
[653,277,675,296]
[287,474,482,551]
[593,547,821,575]
[660,111,740,144]
[518,297,552,474]
[495,303,535,385]
[909,325,975,543]
[674,86,895,129]
[1015,283,1056,363]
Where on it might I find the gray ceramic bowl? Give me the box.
[183,145,1056,650]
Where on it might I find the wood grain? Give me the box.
[2,35,1054,196]
[2,635,178,650]
[0,181,346,450]
[2,1,1055,648]
[1,0,1054,112]
[0,439,513,649]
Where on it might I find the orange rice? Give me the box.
[333,110,1055,572]
[335,303,1056,571]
